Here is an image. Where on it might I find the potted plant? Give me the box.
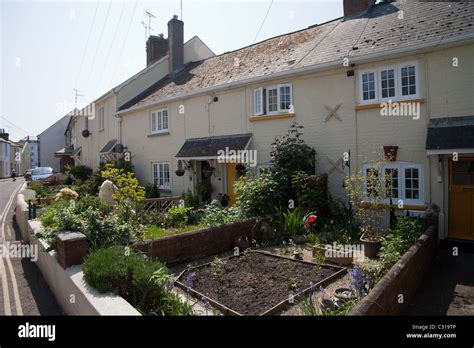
[359,227,385,258]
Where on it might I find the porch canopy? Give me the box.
[71,146,82,158]
[426,116,474,155]
[99,139,118,155]
[54,145,73,157]
[175,133,252,160]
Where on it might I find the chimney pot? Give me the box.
[146,35,168,66]
[343,0,375,18]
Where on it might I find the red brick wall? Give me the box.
[350,219,439,315]
[134,219,258,264]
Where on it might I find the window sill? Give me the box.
[249,113,295,122]
[355,98,424,111]
[148,131,170,137]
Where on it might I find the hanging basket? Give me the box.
[383,146,398,162]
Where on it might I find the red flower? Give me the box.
[307,215,317,224]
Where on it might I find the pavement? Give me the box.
[0,178,62,315]
[408,248,474,315]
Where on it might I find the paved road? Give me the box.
[0,178,62,315]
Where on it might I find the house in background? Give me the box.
[67,20,214,171]
[38,112,73,172]
[9,141,22,174]
[115,0,474,241]
[20,142,32,174]
[18,136,39,169]
[0,130,11,178]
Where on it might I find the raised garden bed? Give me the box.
[176,251,346,316]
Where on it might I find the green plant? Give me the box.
[163,206,191,228]
[68,165,93,182]
[234,170,280,218]
[29,182,53,197]
[276,207,307,237]
[199,200,245,227]
[145,184,160,199]
[196,180,212,201]
[292,171,329,217]
[182,189,199,208]
[101,165,145,222]
[83,246,192,315]
[378,216,424,270]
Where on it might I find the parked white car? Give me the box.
[31,167,54,181]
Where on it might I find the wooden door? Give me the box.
[226,163,237,206]
[449,157,474,240]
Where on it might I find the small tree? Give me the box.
[101,165,145,221]
[345,154,394,238]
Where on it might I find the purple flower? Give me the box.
[186,272,196,291]
[350,266,365,297]
[202,296,210,310]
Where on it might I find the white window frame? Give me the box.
[266,86,279,115]
[359,70,378,104]
[254,88,264,116]
[379,66,397,102]
[399,62,420,101]
[98,107,105,131]
[152,162,171,190]
[150,108,169,134]
[358,62,420,104]
[362,162,424,205]
[259,83,293,116]
[278,83,293,113]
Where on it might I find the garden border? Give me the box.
[134,218,260,264]
[349,219,438,315]
[27,220,141,316]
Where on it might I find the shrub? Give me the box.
[234,170,280,218]
[54,187,79,201]
[145,184,160,199]
[163,206,191,228]
[199,200,245,227]
[68,165,93,182]
[292,171,329,217]
[29,182,52,197]
[182,189,199,208]
[378,216,425,270]
[83,246,191,315]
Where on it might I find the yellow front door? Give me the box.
[226,163,237,206]
[449,157,474,240]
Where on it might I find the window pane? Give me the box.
[362,72,376,101]
[162,110,168,130]
[366,168,379,198]
[380,69,395,98]
[401,65,416,96]
[268,88,278,112]
[279,86,291,110]
[151,113,156,132]
[405,167,420,200]
[385,168,399,198]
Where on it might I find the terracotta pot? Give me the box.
[360,235,385,258]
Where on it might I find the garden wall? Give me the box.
[350,219,438,316]
[27,220,140,316]
[16,183,33,242]
[134,218,259,264]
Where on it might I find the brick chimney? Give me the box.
[146,34,168,66]
[168,15,184,74]
[343,0,376,18]
[0,129,9,141]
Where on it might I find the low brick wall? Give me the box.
[350,221,439,315]
[134,219,259,264]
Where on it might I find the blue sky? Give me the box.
[1,0,343,141]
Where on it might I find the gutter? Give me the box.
[117,32,474,116]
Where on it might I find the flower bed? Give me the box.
[176,251,346,316]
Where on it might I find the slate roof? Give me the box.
[426,116,474,150]
[176,133,252,158]
[121,1,474,111]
